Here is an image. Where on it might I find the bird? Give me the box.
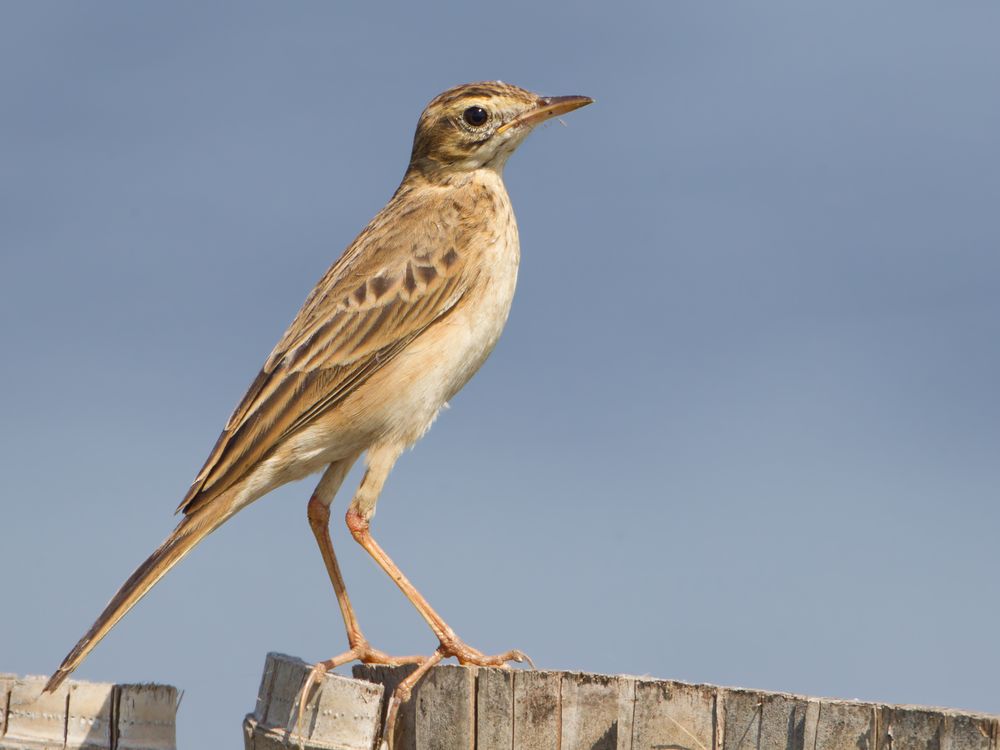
[44,81,592,693]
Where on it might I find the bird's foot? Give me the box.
[294,641,428,741]
[370,641,532,750]
[436,632,534,668]
[294,638,531,748]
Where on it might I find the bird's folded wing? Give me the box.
[177,207,475,515]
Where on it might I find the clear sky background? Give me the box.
[2,2,999,747]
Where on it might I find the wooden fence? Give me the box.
[6,654,996,748]
[0,673,178,750]
[243,652,999,750]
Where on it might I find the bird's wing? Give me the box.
[177,192,477,515]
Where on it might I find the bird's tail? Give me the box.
[43,499,234,693]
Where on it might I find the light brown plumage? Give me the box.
[178,183,478,515]
[45,81,591,693]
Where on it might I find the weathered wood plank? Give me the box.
[811,700,877,750]
[116,685,180,750]
[4,676,69,748]
[474,668,512,750]
[631,678,717,750]
[614,676,638,750]
[759,692,809,750]
[256,657,1000,750]
[353,664,420,748]
[946,712,1000,750]
[66,681,114,749]
[513,669,561,750]
[0,675,11,739]
[559,672,634,750]
[721,688,810,750]
[0,674,177,750]
[245,653,384,750]
[878,705,997,750]
[412,666,474,750]
[720,688,762,750]
[352,664,477,750]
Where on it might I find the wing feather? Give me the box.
[177,188,479,515]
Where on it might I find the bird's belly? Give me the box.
[359,239,520,447]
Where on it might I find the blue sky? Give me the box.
[2,2,999,747]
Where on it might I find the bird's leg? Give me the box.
[297,459,429,738]
[307,463,364,650]
[346,509,528,667]
[310,497,424,659]
[306,457,424,662]
[345,444,531,668]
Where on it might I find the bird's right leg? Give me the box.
[345,444,530,669]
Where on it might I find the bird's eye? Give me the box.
[463,106,489,127]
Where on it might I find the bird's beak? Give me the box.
[497,95,594,134]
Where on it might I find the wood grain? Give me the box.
[248,655,1000,750]
[0,673,177,750]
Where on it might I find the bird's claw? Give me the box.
[438,634,532,669]
[292,645,428,742]
[293,640,531,749]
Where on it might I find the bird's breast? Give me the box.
[369,202,520,447]
[444,214,521,397]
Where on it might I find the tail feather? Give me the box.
[44,501,232,692]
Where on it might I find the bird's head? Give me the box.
[406,81,592,180]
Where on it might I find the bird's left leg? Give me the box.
[345,443,530,668]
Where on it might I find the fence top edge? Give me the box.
[349,661,1000,722]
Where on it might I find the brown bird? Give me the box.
[45,81,592,693]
